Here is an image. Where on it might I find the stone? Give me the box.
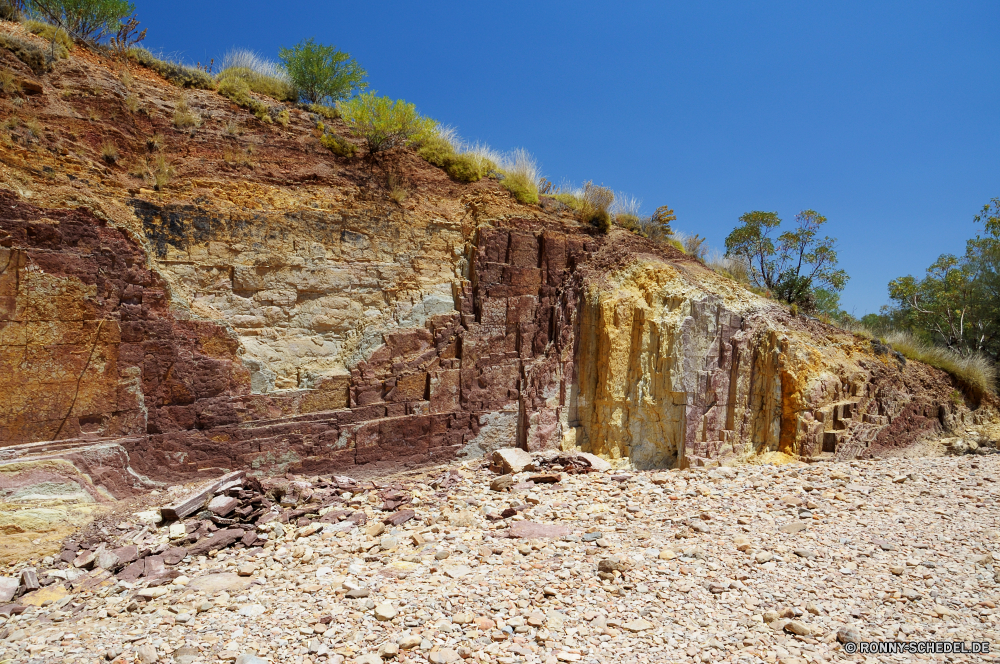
[754,551,773,564]
[576,452,612,471]
[509,521,571,539]
[173,646,199,664]
[490,476,514,492]
[622,618,655,632]
[778,522,807,534]
[428,649,460,664]
[444,565,472,579]
[492,448,534,474]
[890,566,905,575]
[356,655,382,664]
[378,642,399,659]
[793,548,816,558]
[399,635,422,650]
[187,573,250,593]
[784,620,811,636]
[237,563,256,577]
[0,577,17,603]
[733,535,752,552]
[235,656,268,664]
[136,644,158,664]
[374,602,397,620]
[238,604,265,617]
[208,495,239,516]
[837,625,861,644]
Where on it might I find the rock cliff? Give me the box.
[0,25,993,495]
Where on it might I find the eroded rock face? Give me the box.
[574,258,990,468]
[0,38,992,485]
[1,189,992,485]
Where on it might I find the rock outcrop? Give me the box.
[0,26,994,494]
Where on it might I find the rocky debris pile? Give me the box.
[942,433,1000,456]
[0,469,420,610]
[1,451,999,664]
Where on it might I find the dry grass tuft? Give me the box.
[172,96,200,129]
[498,148,539,205]
[124,92,140,113]
[882,331,995,396]
[100,141,118,164]
[581,182,614,232]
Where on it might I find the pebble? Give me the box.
[2,453,999,664]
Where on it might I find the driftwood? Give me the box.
[160,470,245,521]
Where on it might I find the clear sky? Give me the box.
[132,0,1000,316]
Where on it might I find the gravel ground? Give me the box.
[1,453,999,664]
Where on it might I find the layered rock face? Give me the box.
[0,31,992,493]
[575,259,986,468]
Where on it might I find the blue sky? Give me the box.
[132,1,1000,315]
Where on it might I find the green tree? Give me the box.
[278,38,366,105]
[887,198,1000,359]
[26,0,133,42]
[724,209,848,308]
[338,92,436,155]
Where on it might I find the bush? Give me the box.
[495,148,540,205]
[320,131,356,158]
[216,50,296,102]
[0,68,20,95]
[128,47,215,89]
[217,75,272,123]
[417,131,495,183]
[883,331,995,396]
[100,139,117,163]
[338,92,436,155]
[22,18,71,58]
[25,0,134,42]
[172,96,200,129]
[581,181,613,232]
[0,31,47,74]
[305,102,339,120]
[279,38,366,105]
[0,0,23,20]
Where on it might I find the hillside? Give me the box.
[0,20,996,499]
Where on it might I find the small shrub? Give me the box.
[223,147,253,168]
[0,68,21,95]
[100,140,118,163]
[882,330,995,396]
[320,131,356,158]
[151,153,173,190]
[581,181,613,232]
[417,131,495,183]
[217,75,273,123]
[216,58,295,102]
[119,68,133,88]
[306,102,339,120]
[172,96,200,129]
[146,131,163,151]
[548,191,583,211]
[23,117,40,138]
[279,38,366,104]
[27,0,134,43]
[497,148,540,205]
[22,19,71,58]
[275,108,289,126]
[338,92,436,155]
[128,47,215,89]
[0,0,23,20]
[0,31,48,74]
[123,92,139,113]
[224,121,240,136]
